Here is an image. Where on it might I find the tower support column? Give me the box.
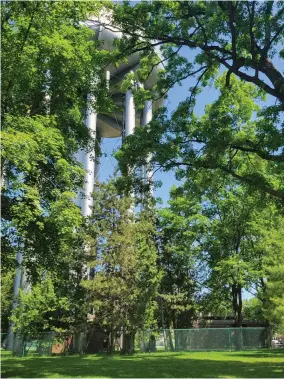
[125,89,135,137]
[124,87,136,213]
[94,155,100,182]
[81,96,97,217]
[141,100,153,189]
[142,100,152,126]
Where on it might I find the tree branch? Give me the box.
[264,1,273,51]
[101,4,284,103]
[187,68,208,109]
[161,160,284,201]
[153,66,207,102]
[268,24,284,51]
[230,144,284,163]
[228,2,237,64]
[143,45,182,83]
[246,2,259,78]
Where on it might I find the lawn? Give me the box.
[1,349,284,378]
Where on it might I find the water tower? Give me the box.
[76,17,163,216]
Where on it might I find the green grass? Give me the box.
[1,349,284,378]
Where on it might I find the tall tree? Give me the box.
[82,181,161,353]
[111,1,284,201]
[1,1,113,278]
[157,177,281,328]
[157,186,201,330]
[196,186,273,327]
[259,218,284,332]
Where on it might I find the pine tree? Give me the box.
[82,181,161,353]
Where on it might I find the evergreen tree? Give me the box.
[82,181,161,353]
[157,186,201,329]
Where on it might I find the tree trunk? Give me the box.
[108,331,115,353]
[232,284,243,350]
[121,330,135,354]
[168,318,175,352]
[232,284,243,327]
[259,58,284,103]
[149,334,156,352]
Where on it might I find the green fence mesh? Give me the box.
[2,332,78,357]
[3,327,270,356]
[1,333,7,349]
[137,328,270,352]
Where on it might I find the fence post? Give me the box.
[267,327,273,348]
[228,328,232,352]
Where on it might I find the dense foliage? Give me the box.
[156,180,284,329]
[82,181,161,352]
[1,270,14,332]
[261,218,284,332]
[112,1,283,201]
[111,0,284,331]
[11,275,70,340]
[3,0,284,345]
[1,0,112,337]
[157,188,200,329]
[1,1,112,278]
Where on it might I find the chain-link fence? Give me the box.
[2,327,271,356]
[1,332,88,357]
[1,333,8,349]
[136,328,271,352]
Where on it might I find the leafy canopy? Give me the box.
[1,1,112,278]
[111,1,284,201]
[82,181,161,335]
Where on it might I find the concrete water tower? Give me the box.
[76,16,163,216]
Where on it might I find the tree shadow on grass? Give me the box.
[2,352,284,378]
[231,349,284,359]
